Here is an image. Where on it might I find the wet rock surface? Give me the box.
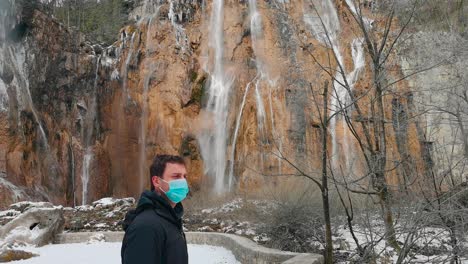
[0,0,424,207]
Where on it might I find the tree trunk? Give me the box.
[375,67,400,250]
[321,81,333,264]
[378,179,400,250]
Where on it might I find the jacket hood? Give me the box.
[122,190,184,231]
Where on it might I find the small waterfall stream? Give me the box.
[81,56,101,205]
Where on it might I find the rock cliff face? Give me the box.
[398,31,468,184]
[0,0,426,207]
[0,0,111,207]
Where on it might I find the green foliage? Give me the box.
[187,74,206,106]
[49,0,131,44]
[191,79,205,103]
[179,135,199,160]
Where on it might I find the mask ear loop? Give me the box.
[158,179,169,193]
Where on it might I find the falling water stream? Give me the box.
[81,56,100,205]
[304,0,365,171]
[138,11,160,193]
[227,81,253,188]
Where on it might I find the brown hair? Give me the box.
[149,155,186,191]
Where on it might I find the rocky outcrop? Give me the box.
[0,0,111,207]
[0,205,64,246]
[397,31,468,188]
[0,248,38,263]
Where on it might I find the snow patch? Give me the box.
[86,233,106,244]
[0,209,20,217]
[201,198,243,214]
[253,233,270,243]
[8,242,240,264]
[3,225,43,243]
[75,205,93,211]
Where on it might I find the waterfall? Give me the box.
[168,0,189,51]
[225,0,282,183]
[0,0,48,148]
[344,0,374,28]
[303,0,340,47]
[347,38,365,86]
[329,52,346,170]
[7,46,49,150]
[139,13,159,193]
[340,1,366,172]
[254,79,267,139]
[115,31,136,184]
[198,0,233,194]
[228,81,253,188]
[121,32,136,102]
[249,0,269,144]
[304,0,343,168]
[81,151,92,205]
[0,78,8,112]
[0,25,7,112]
[304,0,371,171]
[304,0,366,172]
[81,56,100,205]
[139,71,151,192]
[70,137,76,207]
[248,0,274,173]
[249,0,263,58]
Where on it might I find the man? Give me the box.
[121,154,189,264]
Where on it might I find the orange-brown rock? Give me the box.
[0,0,426,208]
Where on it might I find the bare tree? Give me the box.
[266,79,335,263]
[298,0,433,250]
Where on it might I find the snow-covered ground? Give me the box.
[334,220,468,263]
[9,243,240,264]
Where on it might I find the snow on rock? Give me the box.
[0,209,20,218]
[201,198,244,214]
[93,223,109,229]
[245,229,256,236]
[0,207,64,247]
[8,243,240,264]
[75,205,93,211]
[9,201,54,213]
[64,197,136,232]
[253,233,270,243]
[197,226,214,232]
[86,233,106,244]
[92,197,134,209]
[251,200,279,214]
[104,211,115,218]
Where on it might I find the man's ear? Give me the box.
[151,176,159,189]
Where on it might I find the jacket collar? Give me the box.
[137,190,184,229]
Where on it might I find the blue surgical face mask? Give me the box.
[160,179,189,203]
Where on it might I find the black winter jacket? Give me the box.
[121,190,188,264]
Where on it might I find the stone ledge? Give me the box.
[55,231,323,264]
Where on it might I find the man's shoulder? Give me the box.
[128,208,164,232]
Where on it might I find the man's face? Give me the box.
[153,163,187,193]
